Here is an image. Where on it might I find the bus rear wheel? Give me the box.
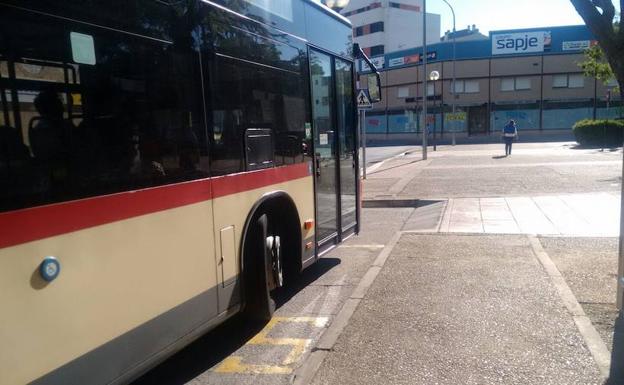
[244,213,285,321]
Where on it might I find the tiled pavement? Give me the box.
[439,192,620,236]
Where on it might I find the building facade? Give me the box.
[341,0,441,58]
[361,25,620,141]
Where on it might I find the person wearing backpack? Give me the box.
[502,119,518,156]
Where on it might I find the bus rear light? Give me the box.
[304,219,314,230]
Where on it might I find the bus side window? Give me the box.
[0,8,210,213]
[208,53,309,176]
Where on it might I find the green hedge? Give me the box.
[572,119,624,146]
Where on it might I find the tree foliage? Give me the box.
[579,45,616,84]
[570,0,624,98]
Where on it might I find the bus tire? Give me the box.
[243,213,278,321]
[242,193,301,321]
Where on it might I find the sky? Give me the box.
[426,0,620,35]
[322,0,621,36]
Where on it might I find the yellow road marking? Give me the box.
[213,356,293,374]
[212,316,329,374]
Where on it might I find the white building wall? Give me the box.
[385,9,440,51]
[342,0,440,55]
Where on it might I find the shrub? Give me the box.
[572,119,624,147]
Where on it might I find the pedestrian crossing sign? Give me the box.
[357,89,373,109]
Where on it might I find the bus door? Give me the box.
[335,58,357,234]
[310,49,357,249]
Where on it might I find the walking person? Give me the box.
[502,119,518,156]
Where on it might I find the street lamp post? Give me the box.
[440,0,456,146]
[429,70,440,151]
[422,0,428,160]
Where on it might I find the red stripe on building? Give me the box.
[0,163,310,249]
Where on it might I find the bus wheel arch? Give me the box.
[240,191,302,320]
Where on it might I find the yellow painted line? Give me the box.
[272,316,329,327]
[213,356,292,374]
[211,316,330,375]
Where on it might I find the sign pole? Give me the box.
[362,109,367,179]
[619,128,624,311]
[357,88,372,179]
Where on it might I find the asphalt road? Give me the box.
[365,142,622,199]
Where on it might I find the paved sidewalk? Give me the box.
[310,234,606,385]
[440,193,620,236]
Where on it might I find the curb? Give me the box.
[291,231,403,385]
[364,147,418,175]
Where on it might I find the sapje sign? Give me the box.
[492,31,547,55]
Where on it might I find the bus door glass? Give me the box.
[335,58,356,232]
[310,49,338,243]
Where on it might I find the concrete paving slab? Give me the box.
[310,234,604,385]
[401,201,446,232]
[482,220,520,233]
[438,193,619,237]
[559,193,620,236]
[505,196,558,234]
[533,195,592,235]
[540,237,619,350]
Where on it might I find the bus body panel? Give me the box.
[0,169,313,385]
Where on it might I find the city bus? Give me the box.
[0,1,378,384]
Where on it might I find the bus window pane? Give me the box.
[0,5,208,213]
[209,55,308,175]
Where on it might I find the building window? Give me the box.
[453,80,464,93]
[427,83,435,96]
[354,22,383,37]
[515,77,531,90]
[552,75,568,88]
[452,80,479,94]
[501,77,531,91]
[369,45,384,56]
[343,2,382,17]
[370,22,384,33]
[501,78,515,91]
[389,2,421,12]
[465,80,480,93]
[553,74,585,88]
[398,87,409,98]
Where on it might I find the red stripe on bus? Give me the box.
[211,162,309,198]
[0,163,310,249]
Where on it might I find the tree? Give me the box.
[579,45,616,85]
[570,0,624,101]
